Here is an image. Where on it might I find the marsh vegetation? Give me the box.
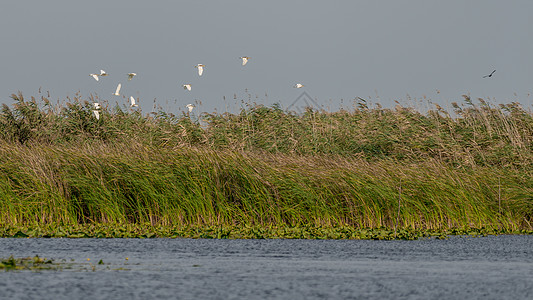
[0,92,532,238]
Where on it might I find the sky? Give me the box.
[0,1,532,115]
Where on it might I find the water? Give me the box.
[1,236,532,299]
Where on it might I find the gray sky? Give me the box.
[1,1,532,114]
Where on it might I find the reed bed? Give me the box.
[0,92,532,236]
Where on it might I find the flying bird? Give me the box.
[90,73,100,81]
[195,64,205,76]
[183,84,192,91]
[113,83,122,96]
[294,83,304,88]
[240,56,250,66]
[483,70,496,78]
[130,96,138,107]
[186,104,195,112]
[90,70,108,81]
[127,73,137,80]
[93,102,101,119]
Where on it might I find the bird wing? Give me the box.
[93,110,100,120]
[91,74,99,81]
[115,83,121,95]
[484,70,496,78]
[242,57,248,65]
[198,66,203,76]
[100,70,107,75]
[130,96,136,106]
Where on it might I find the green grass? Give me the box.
[0,92,532,237]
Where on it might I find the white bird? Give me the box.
[130,96,138,107]
[294,83,304,88]
[240,56,250,66]
[90,70,108,81]
[127,73,137,80]
[93,102,101,110]
[113,83,121,96]
[186,104,194,112]
[93,110,100,120]
[183,84,192,91]
[195,64,205,76]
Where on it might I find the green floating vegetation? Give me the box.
[0,255,128,272]
[0,255,55,271]
[0,93,532,237]
[1,224,531,240]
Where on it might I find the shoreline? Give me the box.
[2,224,532,240]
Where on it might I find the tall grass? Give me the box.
[0,92,532,230]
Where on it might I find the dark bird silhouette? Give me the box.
[483,70,496,78]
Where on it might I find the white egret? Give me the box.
[240,56,250,66]
[186,104,194,112]
[90,70,108,81]
[113,83,121,96]
[127,73,137,80]
[294,83,304,88]
[195,64,205,76]
[130,96,138,107]
[183,84,192,91]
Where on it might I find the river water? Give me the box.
[0,235,532,299]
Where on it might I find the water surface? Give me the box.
[1,236,532,299]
